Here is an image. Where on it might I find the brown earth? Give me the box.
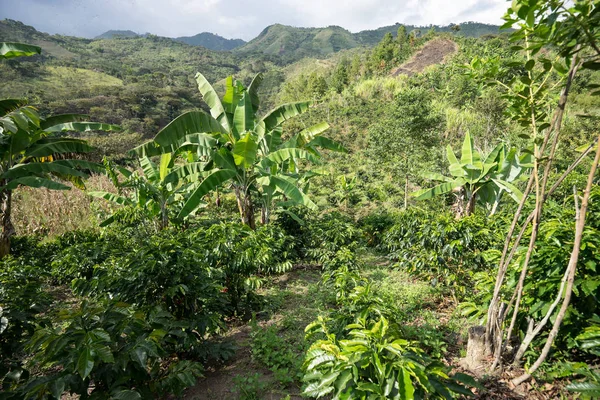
[391,38,458,77]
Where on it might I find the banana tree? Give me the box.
[89,154,205,229]
[0,102,120,256]
[0,44,120,256]
[134,72,345,228]
[412,132,529,217]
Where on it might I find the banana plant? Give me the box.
[134,72,345,228]
[412,132,530,217]
[89,154,205,230]
[0,44,120,257]
[0,102,120,257]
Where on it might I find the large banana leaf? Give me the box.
[159,153,172,181]
[178,169,237,218]
[491,178,524,202]
[26,139,93,158]
[53,159,105,174]
[270,175,317,210]
[262,126,283,154]
[421,172,453,182]
[1,162,86,180]
[88,191,132,206]
[173,133,218,158]
[0,99,29,117]
[132,141,163,158]
[247,73,264,112]
[262,148,318,168]
[40,114,89,130]
[483,143,504,166]
[195,72,230,132]
[233,132,258,168]
[412,179,464,200]
[298,122,330,145]
[4,176,70,191]
[0,42,41,59]
[222,76,243,115]
[44,122,121,133]
[140,157,159,182]
[306,136,347,153]
[153,111,228,148]
[163,162,207,185]
[259,101,310,135]
[233,92,255,136]
[212,148,237,171]
[460,131,481,167]
[446,145,464,177]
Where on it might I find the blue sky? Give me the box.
[0,0,510,40]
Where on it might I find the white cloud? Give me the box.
[0,0,510,40]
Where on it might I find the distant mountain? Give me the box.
[235,24,358,62]
[94,30,245,51]
[95,30,140,39]
[355,22,505,45]
[235,22,504,63]
[175,32,245,51]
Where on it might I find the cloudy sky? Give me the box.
[0,0,509,40]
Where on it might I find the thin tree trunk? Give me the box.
[512,133,600,386]
[404,174,409,210]
[0,189,15,258]
[483,54,580,364]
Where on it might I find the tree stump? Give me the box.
[460,325,488,375]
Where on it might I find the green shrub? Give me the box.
[381,209,505,297]
[0,259,52,391]
[16,300,203,399]
[303,315,477,399]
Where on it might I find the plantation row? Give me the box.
[1,0,600,399]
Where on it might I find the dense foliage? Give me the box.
[1,1,599,398]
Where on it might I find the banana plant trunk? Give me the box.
[159,200,168,230]
[235,186,256,230]
[0,189,15,258]
[261,205,270,225]
[465,191,476,217]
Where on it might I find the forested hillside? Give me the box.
[1,2,599,399]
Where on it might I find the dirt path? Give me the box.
[184,268,321,400]
[391,38,458,77]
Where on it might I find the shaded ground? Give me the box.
[392,38,458,77]
[185,268,322,399]
[184,254,571,400]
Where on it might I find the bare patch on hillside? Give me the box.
[392,38,458,77]
[31,40,76,59]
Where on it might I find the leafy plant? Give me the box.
[135,72,345,228]
[0,43,120,257]
[413,132,530,217]
[17,300,203,399]
[232,372,268,400]
[90,154,205,229]
[303,315,476,399]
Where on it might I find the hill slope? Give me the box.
[95,30,140,39]
[174,32,245,51]
[235,24,359,62]
[236,22,504,63]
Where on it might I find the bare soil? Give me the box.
[391,38,458,77]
